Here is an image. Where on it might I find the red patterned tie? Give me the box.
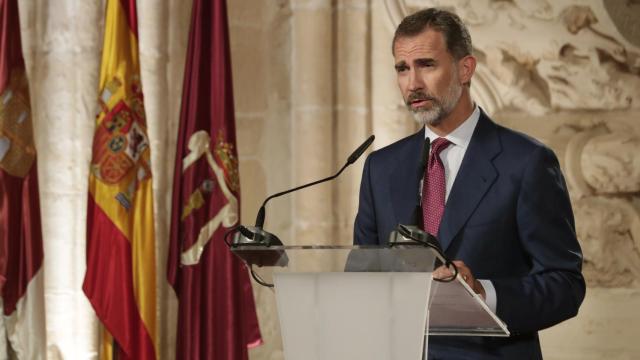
[422,137,451,236]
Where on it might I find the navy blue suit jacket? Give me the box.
[353,111,585,359]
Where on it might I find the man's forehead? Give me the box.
[393,29,447,60]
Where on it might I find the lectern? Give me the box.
[232,244,509,360]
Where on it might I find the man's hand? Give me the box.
[433,260,486,300]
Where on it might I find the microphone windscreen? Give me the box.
[347,135,375,165]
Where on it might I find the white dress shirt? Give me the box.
[423,105,497,312]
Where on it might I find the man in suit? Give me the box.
[353,8,585,359]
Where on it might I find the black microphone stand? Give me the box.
[226,135,375,287]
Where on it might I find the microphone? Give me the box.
[232,135,375,250]
[254,134,375,229]
[347,134,376,165]
[419,137,430,177]
[410,137,430,225]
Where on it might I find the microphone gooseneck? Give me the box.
[411,137,430,226]
[232,135,374,286]
[420,137,431,175]
[254,135,375,228]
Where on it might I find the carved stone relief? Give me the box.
[384,0,640,115]
[581,132,640,194]
[564,120,640,287]
[575,196,640,287]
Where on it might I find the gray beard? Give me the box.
[409,82,463,127]
[411,106,445,126]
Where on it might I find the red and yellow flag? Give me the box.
[0,0,46,358]
[82,0,157,359]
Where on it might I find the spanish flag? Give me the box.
[82,0,157,359]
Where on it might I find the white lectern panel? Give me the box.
[274,272,432,360]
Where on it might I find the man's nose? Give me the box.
[408,69,424,92]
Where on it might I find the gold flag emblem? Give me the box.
[0,69,36,178]
[91,77,150,185]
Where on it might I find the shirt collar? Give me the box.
[424,105,480,150]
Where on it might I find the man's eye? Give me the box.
[395,65,408,72]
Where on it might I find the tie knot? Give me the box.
[431,138,451,157]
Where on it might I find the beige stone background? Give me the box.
[16,0,640,359]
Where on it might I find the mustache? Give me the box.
[406,91,436,105]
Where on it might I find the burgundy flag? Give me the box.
[167,0,262,358]
[0,0,46,357]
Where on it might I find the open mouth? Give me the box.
[410,99,431,109]
[408,96,434,109]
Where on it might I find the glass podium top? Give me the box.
[231,244,510,337]
[231,244,437,272]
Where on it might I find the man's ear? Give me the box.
[458,55,476,86]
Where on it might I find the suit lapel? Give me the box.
[438,112,502,251]
[390,129,425,228]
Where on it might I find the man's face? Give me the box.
[393,29,463,127]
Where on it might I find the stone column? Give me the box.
[228,1,292,359]
[290,0,334,247]
[137,0,192,357]
[334,0,372,244]
[371,0,418,149]
[19,2,103,357]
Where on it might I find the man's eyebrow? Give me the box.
[394,61,407,70]
[415,58,436,66]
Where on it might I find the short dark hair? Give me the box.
[392,8,472,60]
